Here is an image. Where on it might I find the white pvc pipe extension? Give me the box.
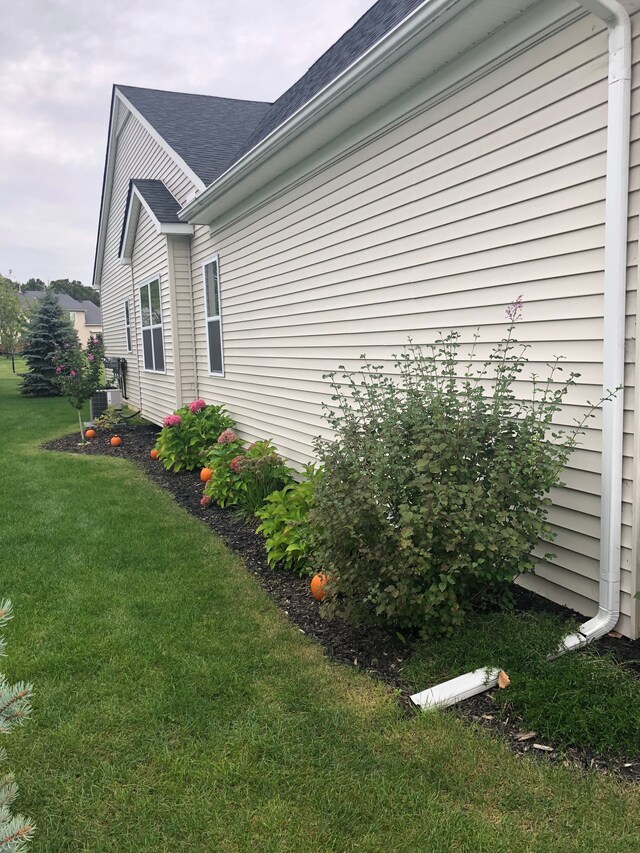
[412,0,631,710]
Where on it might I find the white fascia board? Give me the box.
[114,89,206,194]
[179,0,480,224]
[158,223,194,235]
[93,90,121,289]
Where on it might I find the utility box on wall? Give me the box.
[89,389,123,421]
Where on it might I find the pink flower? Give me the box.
[229,455,244,474]
[163,414,182,428]
[87,354,95,362]
[218,428,238,445]
[55,366,62,374]
[200,495,212,508]
[70,370,77,378]
[189,399,206,414]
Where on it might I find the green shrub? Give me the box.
[310,299,606,637]
[202,429,246,506]
[203,435,292,515]
[256,464,321,572]
[155,400,233,472]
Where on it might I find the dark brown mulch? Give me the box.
[44,423,640,781]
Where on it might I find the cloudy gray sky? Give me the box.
[0,0,373,287]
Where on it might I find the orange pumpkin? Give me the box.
[310,573,329,602]
[85,429,96,439]
[200,467,213,483]
[150,448,159,460]
[110,436,122,447]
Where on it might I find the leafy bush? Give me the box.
[93,406,123,430]
[203,435,293,515]
[311,300,604,637]
[155,400,233,472]
[202,430,246,506]
[256,464,321,573]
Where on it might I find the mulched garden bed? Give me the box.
[44,422,640,782]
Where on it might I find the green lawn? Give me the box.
[2,364,640,852]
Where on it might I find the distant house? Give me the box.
[21,291,102,344]
[94,0,640,638]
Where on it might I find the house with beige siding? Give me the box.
[94,0,640,639]
[21,291,102,343]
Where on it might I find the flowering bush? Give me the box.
[256,464,322,573]
[203,436,293,514]
[310,301,612,637]
[154,401,233,472]
[54,334,104,440]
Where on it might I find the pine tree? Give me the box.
[19,290,78,397]
[0,600,34,851]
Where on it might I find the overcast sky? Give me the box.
[0,0,373,288]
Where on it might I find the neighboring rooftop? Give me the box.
[229,0,426,165]
[115,86,272,186]
[21,291,102,326]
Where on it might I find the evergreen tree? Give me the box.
[19,290,78,397]
[0,599,34,851]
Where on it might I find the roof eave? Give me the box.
[179,0,475,225]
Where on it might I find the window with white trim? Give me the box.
[204,257,224,375]
[139,278,165,372]
[124,300,132,352]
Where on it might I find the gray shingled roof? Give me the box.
[229,0,427,166]
[21,291,102,325]
[131,179,181,223]
[116,85,272,186]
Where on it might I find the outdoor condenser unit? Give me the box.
[89,389,123,421]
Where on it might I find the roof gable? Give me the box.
[115,86,272,186]
[119,179,193,264]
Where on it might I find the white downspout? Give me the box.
[412,0,631,709]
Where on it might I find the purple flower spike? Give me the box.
[506,295,524,323]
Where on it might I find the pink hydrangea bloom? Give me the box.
[70,370,77,378]
[218,428,238,445]
[55,366,63,374]
[163,414,182,428]
[189,398,207,414]
[87,354,95,362]
[200,495,212,508]
[229,455,244,474]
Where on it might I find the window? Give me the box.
[124,300,132,352]
[203,257,224,375]
[139,278,165,372]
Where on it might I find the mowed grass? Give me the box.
[2,365,640,852]
[406,611,640,756]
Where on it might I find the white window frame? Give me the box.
[138,275,166,374]
[202,254,224,377]
[124,299,132,353]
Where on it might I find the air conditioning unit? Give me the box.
[89,389,123,421]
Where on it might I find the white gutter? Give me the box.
[179,0,475,224]
[413,0,631,709]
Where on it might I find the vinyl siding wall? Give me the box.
[99,104,196,413]
[187,10,639,635]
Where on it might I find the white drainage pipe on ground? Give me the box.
[412,0,631,711]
